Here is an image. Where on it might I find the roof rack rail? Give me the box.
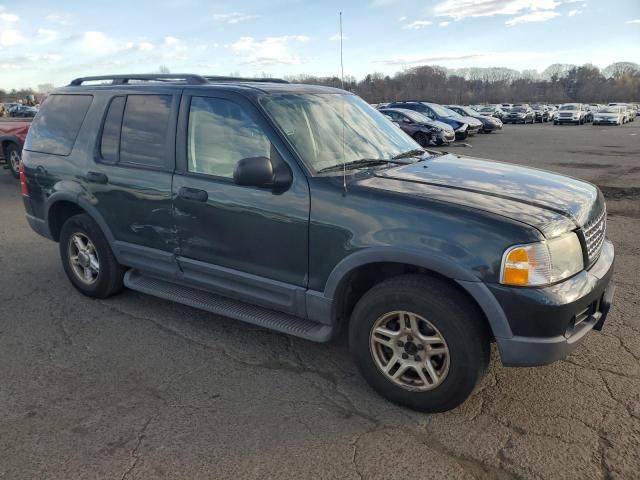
[69,74,209,86]
[204,76,289,84]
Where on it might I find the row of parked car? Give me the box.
[372,100,638,146]
[373,101,503,147]
[555,103,636,126]
[0,103,39,118]
[475,102,637,126]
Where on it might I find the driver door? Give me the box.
[172,90,310,315]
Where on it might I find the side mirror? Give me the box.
[233,156,292,190]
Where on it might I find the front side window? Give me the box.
[188,97,270,178]
[261,93,418,174]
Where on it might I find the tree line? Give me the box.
[286,62,640,105]
[2,62,638,106]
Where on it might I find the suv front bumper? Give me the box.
[491,239,615,367]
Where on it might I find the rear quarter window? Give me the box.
[24,94,93,156]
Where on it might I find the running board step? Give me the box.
[124,270,334,342]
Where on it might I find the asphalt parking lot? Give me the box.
[1,121,639,480]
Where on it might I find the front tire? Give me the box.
[348,275,490,412]
[59,214,125,298]
[4,143,20,179]
[413,132,430,147]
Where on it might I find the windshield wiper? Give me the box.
[392,148,426,160]
[317,158,406,174]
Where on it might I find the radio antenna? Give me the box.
[340,11,347,193]
[340,12,345,90]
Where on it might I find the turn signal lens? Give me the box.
[500,242,552,286]
[502,248,530,285]
[500,233,584,287]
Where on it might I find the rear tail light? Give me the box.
[19,161,28,195]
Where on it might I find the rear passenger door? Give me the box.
[88,92,179,277]
[172,90,310,316]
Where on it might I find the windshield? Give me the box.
[260,94,419,174]
[402,110,432,123]
[560,104,578,110]
[479,107,494,112]
[511,107,526,112]
[599,107,619,113]
[442,106,464,118]
[460,106,479,116]
[425,103,452,117]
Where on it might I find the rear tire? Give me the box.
[4,143,20,179]
[348,275,491,412]
[59,214,125,298]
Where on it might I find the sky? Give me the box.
[1,0,639,90]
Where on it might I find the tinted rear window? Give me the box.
[25,94,93,156]
[119,95,171,167]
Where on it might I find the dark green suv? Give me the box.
[21,74,615,412]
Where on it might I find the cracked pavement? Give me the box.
[1,121,639,479]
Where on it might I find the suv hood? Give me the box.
[359,154,602,238]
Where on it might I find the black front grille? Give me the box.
[582,207,606,265]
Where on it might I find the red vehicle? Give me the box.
[0,118,32,178]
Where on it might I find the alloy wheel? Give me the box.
[369,310,450,391]
[68,233,100,285]
[9,149,20,173]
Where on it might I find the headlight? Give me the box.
[500,233,584,286]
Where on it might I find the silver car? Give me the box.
[593,106,624,126]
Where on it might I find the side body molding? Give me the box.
[316,247,513,338]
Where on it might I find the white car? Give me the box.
[593,106,625,126]
[609,103,635,122]
[554,103,586,125]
